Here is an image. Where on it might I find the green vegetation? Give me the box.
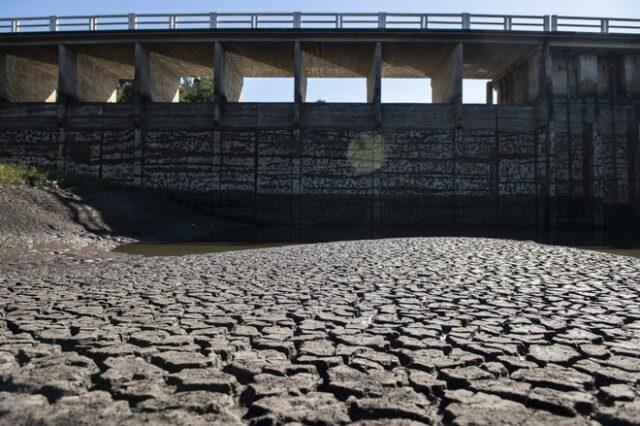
[0,162,131,189]
[115,78,214,103]
[116,80,134,103]
[180,77,214,103]
[0,163,57,186]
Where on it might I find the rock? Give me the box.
[408,371,446,398]
[326,365,406,398]
[596,400,640,426]
[137,390,234,414]
[299,340,336,357]
[101,356,166,389]
[248,392,350,425]
[167,368,238,394]
[42,391,132,425]
[348,388,439,423]
[246,373,320,400]
[510,365,593,391]
[527,344,581,365]
[439,366,494,388]
[0,353,99,400]
[445,392,593,426]
[150,351,210,372]
[407,349,483,372]
[599,384,637,403]
[573,359,640,384]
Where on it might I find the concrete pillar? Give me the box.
[577,53,598,96]
[134,43,180,103]
[622,54,639,96]
[486,81,494,105]
[294,42,307,104]
[213,42,243,104]
[58,45,78,103]
[493,51,542,105]
[0,49,57,102]
[0,50,7,102]
[432,43,462,104]
[367,42,382,104]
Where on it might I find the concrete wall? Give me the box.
[494,50,540,105]
[0,102,562,226]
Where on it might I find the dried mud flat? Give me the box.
[1,237,640,425]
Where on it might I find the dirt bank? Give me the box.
[0,184,237,262]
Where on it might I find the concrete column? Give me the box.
[493,51,542,105]
[134,43,180,103]
[213,42,243,104]
[0,50,7,102]
[486,81,494,105]
[367,42,382,104]
[1,49,57,102]
[577,53,598,96]
[58,45,78,103]
[622,54,639,97]
[432,43,462,104]
[294,42,307,104]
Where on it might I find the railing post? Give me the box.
[11,19,18,33]
[378,12,387,29]
[169,15,177,29]
[601,19,609,34]
[49,16,57,32]
[128,13,136,30]
[543,15,551,32]
[89,17,96,31]
[462,13,471,30]
[293,12,301,29]
[209,12,218,29]
[504,16,512,31]
[551,15,558,31]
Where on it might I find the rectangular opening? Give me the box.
[306,78,367,103]
[241,78,293,102]
[116,80,134,103]
[463,79,492,104]
[382,78,431,103]
[179,77,213,103]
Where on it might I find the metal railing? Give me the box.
[0,12,639,34]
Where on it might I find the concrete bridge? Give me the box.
[0,12,639,228]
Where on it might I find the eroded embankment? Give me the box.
[0,184,235,261]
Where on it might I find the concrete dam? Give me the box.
[0,12,639,227]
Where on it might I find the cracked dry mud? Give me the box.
[1,237,640,425]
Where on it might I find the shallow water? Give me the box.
[112,225,640,258]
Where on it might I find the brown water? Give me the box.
[112,225,640,258]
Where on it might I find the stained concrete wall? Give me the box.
[0,49,57,102]
[0,102,563,226]
[494,50,541,105]
[431,44,463,104]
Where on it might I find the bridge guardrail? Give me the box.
[0,12,639,34]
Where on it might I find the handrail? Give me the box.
[0,12,639,34]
